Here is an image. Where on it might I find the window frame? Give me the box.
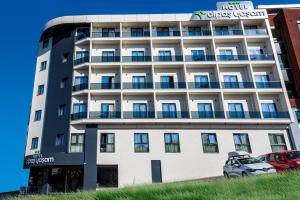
[58,104,67,116]
[164,133,180,153]
[60,77,68,89]
[40,61,47,71]
[56,134,65,146]
[34,110,42,121]
[201,133,219,153]
[31,137,39,150]
[42,39,49,49]
[268,133,287,152]
[37,84,44,96]
[70,133,84,153]
[100,133,115,153]
[233,133,252,153]
[134,133,149,153]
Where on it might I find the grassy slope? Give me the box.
[14,171,300,200]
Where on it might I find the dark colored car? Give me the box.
[259,150,300,171]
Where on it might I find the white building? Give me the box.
[24,1,295,193]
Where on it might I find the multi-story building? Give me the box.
[257,4,300,150]
[24,1,296,193]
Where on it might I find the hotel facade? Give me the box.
[24,1,297,193]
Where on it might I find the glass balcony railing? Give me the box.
[123,82,153,89]
[74,56,89,65]
[71,112,87,120]
[227,111,261,119]
[188,82,220,89]
[122,56,152,62]
[123,111,155,119]
[89,111,121,119]
[155,82,186,89]
[182,30,212,36]
[152,31,181,37]
[153,55,183,62]
[191,111,225,119]
[90,83,121,90]
[185,55,216,62]
[244,29,268,35]
[91,56,121,63]
[250,54,274,61]
[122,31,150,37]
[92,32,120,38]
[256,82,281,89]
[72,83,88,91]
[217,55,248,61]
[222,82,255,89]
[157,111,190,119]
[262,112,289,119]
[214,30,243,36]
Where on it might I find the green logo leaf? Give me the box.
[228,1,240,5]
[194,10,207,19]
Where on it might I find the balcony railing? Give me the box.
[122,31,150,37]
[226,111,261,119]
[155,82,186,89]
[92,32,120,38]
[157,111,190,119]
[256,82,281,89]
[71,112,87,120]
[191,111,225,119]
[123,82,153,89]
[217,55,248,61]
[90,83,121,90]
[262,112,289,118]
[152,31,181,37]
[153,55,183,62]
[244,29,268,35]
[214,30,243,36]
[185,55,216,62]
[73,83,88,92]
[89,111,121,119]
[91,56,121,63]
[74,57,89,65]
[122,56,152,62]
[188,82,220,89]
[250,54,274,61]
[222,82,255,89]
[182,30,212,36]
[75,33,89,41]
[123,111,155,119]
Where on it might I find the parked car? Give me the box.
[259,150,300,171]
[223,151,276,178]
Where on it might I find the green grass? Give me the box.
[13,171,300,200]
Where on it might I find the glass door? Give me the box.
[162,103,177,118]
[102,51,115,62]
[160,76,174,89]
[224,75,239,88]
[191,50,205,61]
[228,103,244,118]
[132,76,146,89]
[198,103,213,118]
[194,75,209,88]
[133,103,147,118]
[132,51,145,62]
[158,50,172,61]
[261,103,277,118]
[255,75,269,88]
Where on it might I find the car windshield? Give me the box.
[286,152,300,160]
[238,157,261,165]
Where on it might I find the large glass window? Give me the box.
[131,28,144,37]
[219,49,234,60]
[70,134,84,152]
[157,27,169,36]
[102,28,116,37]
[132,51,145,62]
[101,76,115,89]
[255,75,270,88]
[160,76,174,88]
[158,50,172,61]
[101,103,114,118]
[34,110,42,121]
[164,133,180,153]
[228,103,244,118]
[201,133,219,153]
[261,103,277,118]
[188,27,201,36]
[73,103,87,114]
[134,133,149,152]
[133,103,147,118]
[191,50,205,61]
[162,103,177,118]
[194,75,209,88]
[198,103,213,118]
[269,134,287,152]
[224,75,239,88]
[215,26,229,35]
[233,133,251,153]
[100,133,115,153]
[132,76,146,89]
[102,51,115,62]
[31,137,39,149]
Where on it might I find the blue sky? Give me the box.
[0,0,299,193]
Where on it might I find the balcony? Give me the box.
[90,83,121,90]
[122,31,150,37]
[74,57,89,65]
[217,55,248,61]
[153,55,183,62]
[122,56,152,62]
[73,83,88,92]
[89,111,121,119]
[182,30,212,37]
[75,33,89,41]
[250,54,274,61]
[157,111,190,119]
[185,55,216,62]
[152,30,180,37]
[191,111,225,119]
[222,82,254,89]
[123,111,155,119]
[256,82,281,89]
[71,112,87,120]
[92,32,120,38]
[226,111,261,119]
[262,112,289,119]
[244,29,268,36]
[213,30,243,36]
[91,56,120,63]
[123,82,153,89]
[188,82,220,89]
[155,82,186,89]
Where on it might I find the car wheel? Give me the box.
[224,172,229,179]
[241,172,247,177]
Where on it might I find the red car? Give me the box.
[260,150,300,171]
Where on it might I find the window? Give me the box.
[158,50,172,61]
[74,76,88,91]
[188,27,202,36]
[255,75,270,88]
[195,75,209,88]
[132,51,145,61]
[191,50,205,61]
[133,103,147,118]
[70,134,84,152]
[42,39,49,49]
[198,103,213,118]
[102,28,116,37]
[228,103,244,118]
[31,137,39,149]
[261,103,278,118]
[101,103,115,118]
[223,75,239,88]
[132,76,146,89]
[56,134,64,146]
[37,85,44,95]
[60,77,68,89]
[164,133,180,153]
[100,133,115,152]
[73,103,87,114]
[134,133,149,152]
[269,134,287,152]
[62,52,70,63]
[162,103,177,118]
[131,28,144,37]
[101,76,115,89]
[201,133,219,153]
[215,26,229,35]
[160,76,174,88]
[58,104,67,116]
[233,133,252,153]
[219,49,234,60]
[102,51,115,62]
[40,61,47,71]
[157,27,170,36]
[34,110,42,121]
